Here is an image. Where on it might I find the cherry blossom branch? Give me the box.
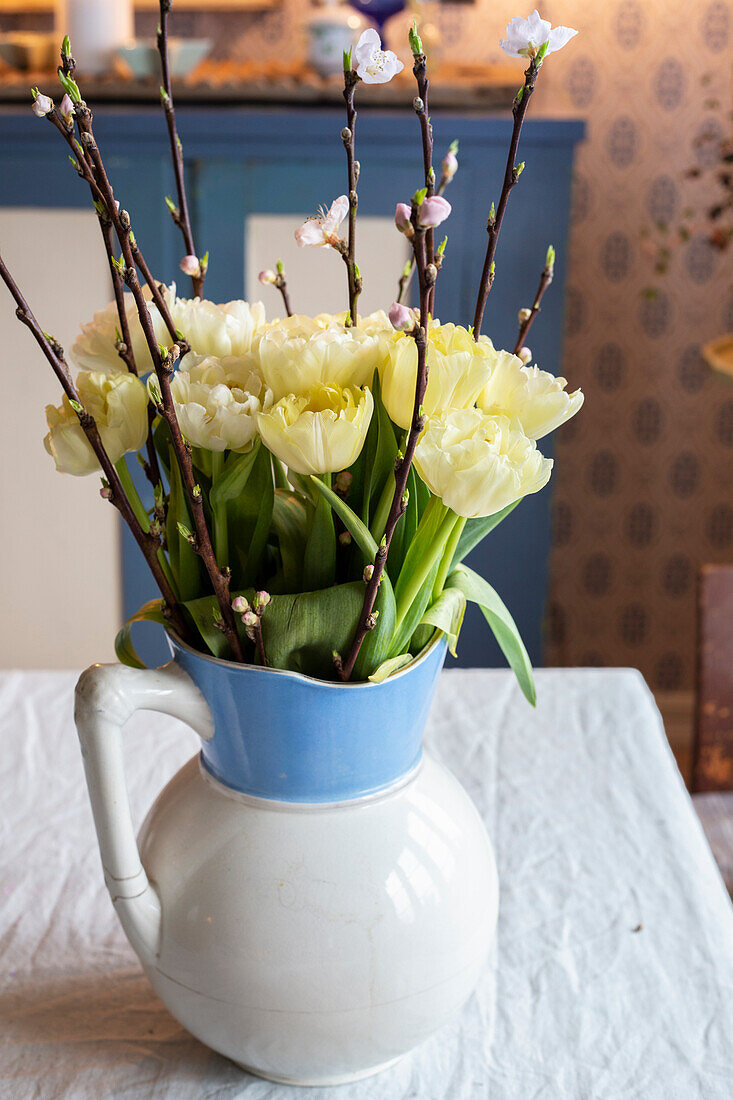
[513,244,555,356]
[259,260,292,317]
[338,212,433,682]
[472,54,541,339]
[0,249,187,637]
[157,0,203,298]
[64,95,243,660]
[410,30,435,316]
[341,61,362,325]
[44,103,164,491]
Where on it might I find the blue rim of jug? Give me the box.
[165,626,445,690]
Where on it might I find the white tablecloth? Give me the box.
[1,668,732,1099]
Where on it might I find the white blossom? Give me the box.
[354,29,404,85]
[295,196,349,248]
[500,11,577,59]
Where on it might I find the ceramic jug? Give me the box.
[74,631,498,1086]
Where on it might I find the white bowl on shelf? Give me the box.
[117,38,211,80]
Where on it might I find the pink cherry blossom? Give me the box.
[389,302,418,331]
[180,254,201,277]
[441,150,458,183]
[417,195,452,229]
[295,196,349,248]
[394,203,414,237]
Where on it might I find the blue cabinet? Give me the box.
[0,107,583,669]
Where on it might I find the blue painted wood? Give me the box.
[0,108,583,670]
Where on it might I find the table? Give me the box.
[1,668,732,1098]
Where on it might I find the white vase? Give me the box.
[74,633,498,1085]
[60,0,134,77]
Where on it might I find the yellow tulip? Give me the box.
[256,319,385,401]
[257,383,373,476]
[478,350,584,439]
[379,323,495,430]
[44,371,148,476]
[414,408,553,518]
[171,353,272,453]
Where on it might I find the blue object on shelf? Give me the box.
[348,0,406,37]
[0,107,583,671]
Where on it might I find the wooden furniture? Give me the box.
[692,564,733,895]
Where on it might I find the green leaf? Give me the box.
[368,652,414,683]
[451,501,519,567]
[115,599,167,668]
[447,563,536,706]
[303,483,336,590]
[389,556,441,658]
[209,443,261,510]
[309,475,378,561]
[186,582,367,678]
[360,377,398,527]
[420,587,466,658]
[393,496,450,622]
[271,488,311,591]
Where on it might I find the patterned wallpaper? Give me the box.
[3,1,730,689]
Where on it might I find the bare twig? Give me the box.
[472,55,541,339]
[341,67,362,325]
[157,0,203,297]
[68,99,243,660]
[0,250,187,637]
[513,244,555,356]
[411,45,435,317]
[339,32,438,681]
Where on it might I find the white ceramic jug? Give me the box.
[75,632,498,1085]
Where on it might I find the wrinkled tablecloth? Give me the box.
[1,668,732,1099]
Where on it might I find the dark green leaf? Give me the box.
[302,485,336,591]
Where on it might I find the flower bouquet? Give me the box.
[8,8,583,1084]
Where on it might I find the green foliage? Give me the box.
[446,564,536,705]
[186,583,367,679]
[115,600,167,668]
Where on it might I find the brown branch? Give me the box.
[72,103,244,661]
[47,109,165,493]
[273,273,292,317]
[412,51,435,318]
[0,249,187,638]
[472,55,541,339]
[339,223,432,681]
[341,71,362,325]
[513,246,555,356]
[157,0,203,298]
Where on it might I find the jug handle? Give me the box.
[74,661,214,964]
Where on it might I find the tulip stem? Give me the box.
[157,0,204,298]
[513,246,555,356]
[0,249,189,639]
[394,504,456,629]
[341,70,362,326]
[210,451,229,569]
[115,457,150,532]
[472,55,541,340]
[432,512,465,601]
